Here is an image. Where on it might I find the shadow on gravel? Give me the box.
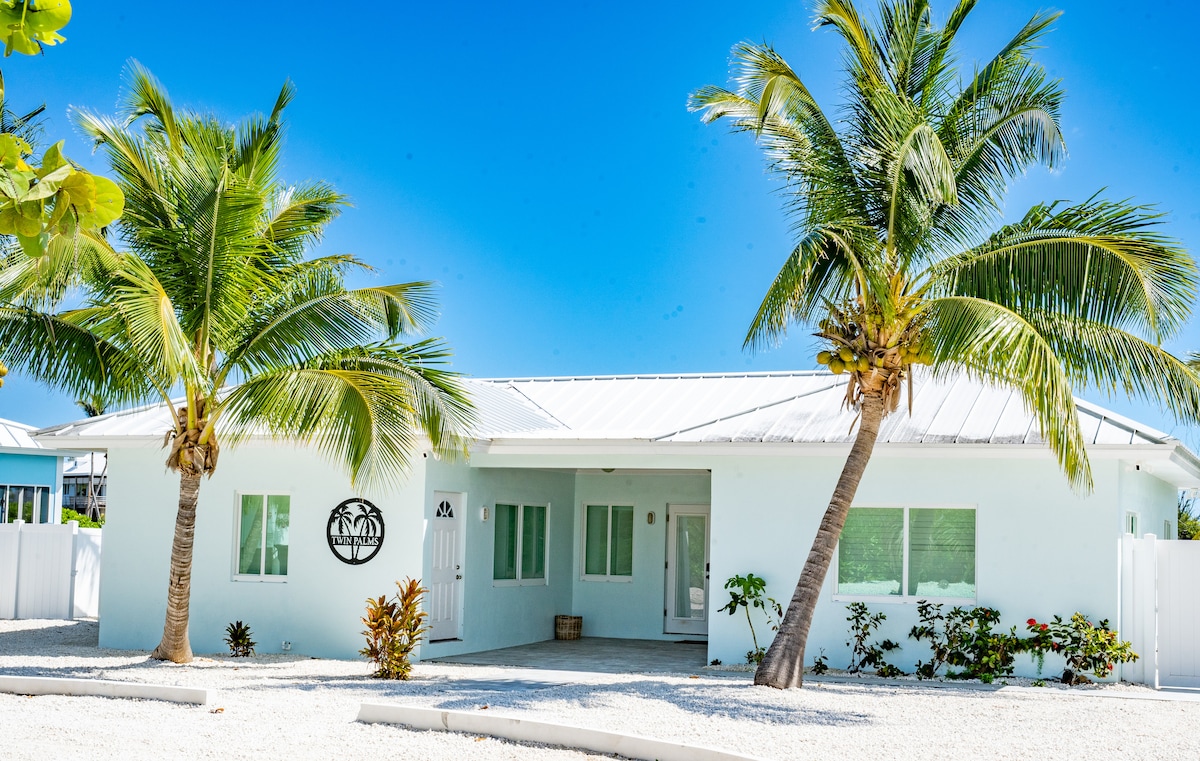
[0,622,99,653]
[431,679,872,727]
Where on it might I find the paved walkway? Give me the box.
[430,637,709,674]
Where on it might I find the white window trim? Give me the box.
[832,504,978,604]
[1123,511,1140,537]
[492,501,550,588]
[0,484,53,524]
[232,491,291,583]
[579,503,635,583]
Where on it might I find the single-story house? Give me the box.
[0,418,70,525]
[32,371,1199,678]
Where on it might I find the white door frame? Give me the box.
[664,503,711,636]
[428,491,466,641]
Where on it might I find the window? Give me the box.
[1125,512,1139,536]
[235,494,290,579]
[493,503,547,585]
[582,504,634,580]
[1,485,51,524]
[837,507,976,601]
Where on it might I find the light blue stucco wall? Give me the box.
[97,438,1179,677]
[707,453,1127,678]
[571,472,711,640]
[99,442,425,658]
[419,461,576,658]
[1119,464,1177,539]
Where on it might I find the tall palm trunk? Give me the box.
[755,393,885,688]
[150,470,201,663]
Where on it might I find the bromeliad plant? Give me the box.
[718,573,783,664]
[361,578,430,680]
[691,0,1200,689]
[224,620,256,658]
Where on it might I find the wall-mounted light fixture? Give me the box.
[601,468,615,473]
[480,506,489,521]
[646,511,656,525]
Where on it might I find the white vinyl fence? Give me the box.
[1121,534,1200,689]
[0,520,102,620]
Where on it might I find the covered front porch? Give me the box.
[420,460,716,663]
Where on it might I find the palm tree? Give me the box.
[691,0,1200,688]
[0,63,475,663]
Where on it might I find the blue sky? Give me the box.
[3,0,1200,446]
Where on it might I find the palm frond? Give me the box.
[216,341,475,491]
[931,197,1196,341]
[922,295,1090,491]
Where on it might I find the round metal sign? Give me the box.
[326,498,385,565]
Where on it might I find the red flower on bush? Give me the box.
[1040,624,1049,631]
[1026,618,1037,626]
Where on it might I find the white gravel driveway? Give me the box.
[1,619,1197,760]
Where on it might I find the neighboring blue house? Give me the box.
[0,418,69,525]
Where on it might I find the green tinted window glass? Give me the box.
[522,505,547,580]
[837,508,903,595]
[908,508,975,598]
[238,494,265,575]
[493,504,518,580]
[265,495,290,576]
[610,506,634,576]
[584,505,609,575]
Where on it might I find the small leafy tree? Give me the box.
[718,573,782,664]
[361,578,429,680]
[845,602,903,676]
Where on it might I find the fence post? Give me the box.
[1142,534,1159,689]
[67,520,79,621]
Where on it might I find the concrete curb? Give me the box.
[0,675,208,705]
[358,703,767,761]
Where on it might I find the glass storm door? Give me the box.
[428,492,465,641]
[664,504,710,636]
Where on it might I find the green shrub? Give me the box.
[1024,614,1138,684]
[61,508,103,528]
[909,603,1021,681]
[361,578,429,680]
[224,621,256,657]
[845,602,904,676]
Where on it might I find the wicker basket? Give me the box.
[554,615,582,640]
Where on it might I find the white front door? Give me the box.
[428,491,464,641]
[664,504,710,636]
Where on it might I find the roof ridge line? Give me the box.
[652,378,848,442]
[502,383,573,431]
[473,369,831,384]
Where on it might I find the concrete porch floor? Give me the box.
[429,637,709,674]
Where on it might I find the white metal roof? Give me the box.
[0,418,41,450]
[472,371,1175,447]
[63,451,107,477]
[30,370,1190,455]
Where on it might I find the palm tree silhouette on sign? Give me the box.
[352,503,384,562]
